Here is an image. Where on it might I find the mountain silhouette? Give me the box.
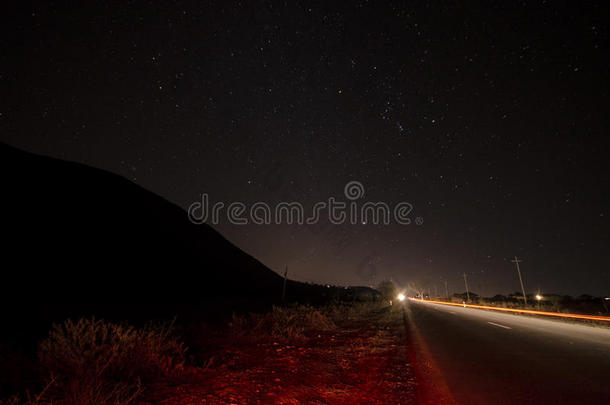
[1,142,365,340]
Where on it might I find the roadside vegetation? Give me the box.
[1,300,415,404]
[1,318,186,405]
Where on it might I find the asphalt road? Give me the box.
[406,299,610,404]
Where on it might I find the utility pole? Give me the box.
[281,265,288,302]
[444,279,449,300]
[511,256,527,306]
[434,284,438,298]
[462,273,470,302]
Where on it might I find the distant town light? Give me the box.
[536,294,543,300]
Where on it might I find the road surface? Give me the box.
[406,299,610,404]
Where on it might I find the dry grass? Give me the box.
[230,305,337,341]
[321,300,386,324]
[0,378,54,405]
[227,301,386,343]
[24,317,187,405]
[2,302,387,404]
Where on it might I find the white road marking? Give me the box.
[487,322,512,329]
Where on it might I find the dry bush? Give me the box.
[231,305,336,340]
[322,301,383,324]
[0,378,54,405]
[36,317,186,405]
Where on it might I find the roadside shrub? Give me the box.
[322,301,383,324]
[376,280,397,301]
[37,318,186,404]
[231,305,336,340]
[0,378,54,405]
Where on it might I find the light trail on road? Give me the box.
[406,298,610,404]
[410,298,610,322]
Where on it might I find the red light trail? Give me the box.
[411,299,610,322]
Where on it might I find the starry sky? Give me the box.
[1,1,609,296]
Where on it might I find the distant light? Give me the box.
[536,294,543,300]
[397,293,406,302]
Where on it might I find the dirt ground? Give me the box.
[147,305,416,404]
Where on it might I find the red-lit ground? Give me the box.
[146,306,416,404]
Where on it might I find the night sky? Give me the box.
[1,1,608,296]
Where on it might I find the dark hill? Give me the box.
[0,143,374,340]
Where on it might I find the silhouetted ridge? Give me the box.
[1,142,286,331]
[1,142,376,342]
